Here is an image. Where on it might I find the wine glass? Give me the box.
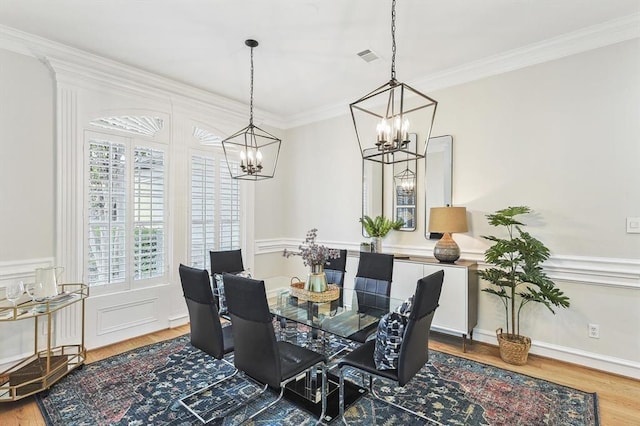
[6,281,25,307]
[25,282,45,301]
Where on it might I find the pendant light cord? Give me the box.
[391,0,396,81]
[249,44,255,125]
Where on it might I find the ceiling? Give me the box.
[1,0,638,124]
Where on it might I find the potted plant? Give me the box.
[359,215,404,253]
[478,206,570,365]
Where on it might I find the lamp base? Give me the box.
[433,232,460,263]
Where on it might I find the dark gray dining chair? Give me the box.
[325,249,348,309]
[209,249,245,276]
[209,249,245,313]
[223,273,328,423]
[177,264,238,422]
[347,252,394,343]
[338,270,444,424]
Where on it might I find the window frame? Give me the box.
[84,130,169,294]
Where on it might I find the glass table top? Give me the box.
[269,287,403,340]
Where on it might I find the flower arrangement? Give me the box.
[283,228,339,267]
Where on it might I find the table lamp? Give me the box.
[428,206,468,263]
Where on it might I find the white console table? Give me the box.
[346,253,478,351]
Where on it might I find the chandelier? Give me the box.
[350,0,437,165]
[222,39,281,180]
[395,166,416,194]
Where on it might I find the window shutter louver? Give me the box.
[189,154,241,271]
[87,139,127,286]
[190,155,216,269]
[133,147,165,280]
[219,158,241,250]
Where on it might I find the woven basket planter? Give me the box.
[496,328,532,366]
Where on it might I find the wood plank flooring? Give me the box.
[1,325,638,425]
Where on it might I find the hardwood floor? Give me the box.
[1,325,638,425]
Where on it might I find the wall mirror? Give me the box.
[362,148,383,234]
[424,135,453,239]
[363,134,452,236]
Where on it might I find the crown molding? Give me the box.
[0,24,286,129]
[1,13,638,131]
[283,13,640,129]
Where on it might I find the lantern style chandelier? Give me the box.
[395,166,416,194]
[222,39,281,180]
[350,0,438,165]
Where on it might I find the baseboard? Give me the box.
[471,328,640,379]
[168,313,189,328]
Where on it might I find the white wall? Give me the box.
[0,50,54,261]
[256,39,640,376]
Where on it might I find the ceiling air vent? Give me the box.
[357,49,379,63]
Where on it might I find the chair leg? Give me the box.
[339,367,443,426]
[243,361,327,425]
[243,384,286,423]
[315,363,327,426]
[178,359,243,423]
[339,368,347,425]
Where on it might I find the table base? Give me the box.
[284,372,367,423]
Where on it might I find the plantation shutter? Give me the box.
[219,158,240,250]
[189,154,240,271]
[190,155,216,269]
[87,139,127,286]
[133,147,165,280]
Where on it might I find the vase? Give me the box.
[306,264,328,292]
[370,237,383,253]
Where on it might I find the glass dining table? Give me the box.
[267,285,404,422]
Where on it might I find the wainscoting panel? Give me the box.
[0,257,55,290]
[255,239,640,290]
[96,298,159,336]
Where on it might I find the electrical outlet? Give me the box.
[627,217,640,234]
[588,323,600,339]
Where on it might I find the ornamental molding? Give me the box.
[192,126,222,146]
[0,24,285,129]
[255,238,640,289]
[285,13,640,128]
[90,116,164,137]
[1,13,639,130]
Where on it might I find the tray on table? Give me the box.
[290,282,340,303]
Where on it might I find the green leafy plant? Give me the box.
[478,206,570,340]
[359,215,404,238]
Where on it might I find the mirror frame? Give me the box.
[362,135,453,238]
[361,150,384,237]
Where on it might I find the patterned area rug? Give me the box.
[37,326,599,425]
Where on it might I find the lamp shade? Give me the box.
[428,207,468,233]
